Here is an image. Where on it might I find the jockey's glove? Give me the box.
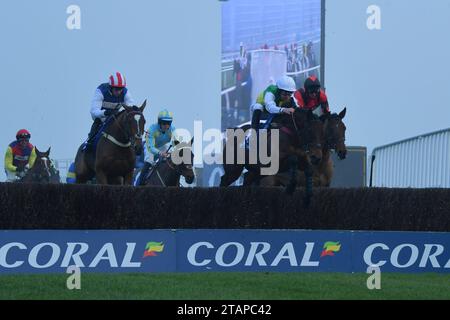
[17,171,26,178]
[104,109,115,117]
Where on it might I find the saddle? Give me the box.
[82,116,116,153]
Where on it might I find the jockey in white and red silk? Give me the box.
[294,76,330,117]
[4,129,37,182]
[85,72,135,149]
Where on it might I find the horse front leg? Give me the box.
[220,164,244,186]
[95,170,108,184]
[124,171,134,185]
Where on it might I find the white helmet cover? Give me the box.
[276,75,296,92]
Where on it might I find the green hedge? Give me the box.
[0,183,449,231]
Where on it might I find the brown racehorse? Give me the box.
[75,100,146,185]
[261,108,347,188]
[20,147,60,183]
[312,108,347,186]
[141,139,195,186]
[220,107,323,206]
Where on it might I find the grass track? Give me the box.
[1,273,449,300]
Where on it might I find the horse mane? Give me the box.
[115,105,142,118]
[328,113,341,120]
[171,141,195,162]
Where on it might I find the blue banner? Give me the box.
[176,230,353,272]
[0,230,176,274]
[0,230,449,274]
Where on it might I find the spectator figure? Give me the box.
[307,41,317,67]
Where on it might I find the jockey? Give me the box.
[86,72,135,150]
[4,129,37,182]
[294,75,330,117]
[250,75,297,131]
[136,109,176,186]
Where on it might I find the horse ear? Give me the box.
[173,139,180,146]
[45,147,51,156]
[190,137,194,145]
[339,107,347,119]
[35,147,41,156]
[140,99,147,112]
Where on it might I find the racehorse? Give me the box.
[220,106,324,205]
[74,100,146,185]
[260,108,347,188]
[140,139,195,186]
[311,108,347,186]
[20,147,60,183]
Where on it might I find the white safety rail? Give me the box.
[221,64,320,100]
[221,38,321,91]
[286,65,320,76]
[371,128,450,188]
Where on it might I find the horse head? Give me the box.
[324,108,347,159]
[25,147,55,183]
[116,100,147,152]
[170,137,195,184]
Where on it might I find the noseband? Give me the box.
[105,110,144,148]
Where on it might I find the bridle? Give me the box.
[324,116,346,150]
[289,111,322,152]
[103,109,144,149]
[147,145,194,186]
[165,145,194,176]
[27,157,53,182]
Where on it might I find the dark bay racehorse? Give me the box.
[21,147,60,183]
[312,108,347,187]
[75,101,146,185]
[261,108,347,188]
[141,139,195,186]
[220,107,324,205]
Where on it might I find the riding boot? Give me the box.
[137,161,152,186]
[86,119,102,150]
[251,109,262,131]
[249,109,262,161]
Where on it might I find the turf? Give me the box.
[0,272,449,300]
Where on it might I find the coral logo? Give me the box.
[143,242,164,258]
[321,241,341,258]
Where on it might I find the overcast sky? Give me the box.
[326,0,450,156]
[1,0,449,181]
[0,0,220,180]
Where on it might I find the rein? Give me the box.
[281,111,322,151]
[105,110,143,148]
[146,145,193,186]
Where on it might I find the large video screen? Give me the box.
[221,0,323,130]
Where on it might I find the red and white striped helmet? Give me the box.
[109,72,127,88]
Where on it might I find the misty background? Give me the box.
[1,0,449,182]
[325,0,450,155]
[0,0,221,180]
